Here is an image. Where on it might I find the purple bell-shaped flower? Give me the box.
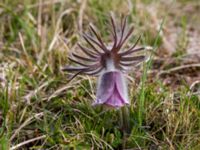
[94,71,129,107]
[62,15,147,108]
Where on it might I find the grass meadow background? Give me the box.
[0,0,200,149]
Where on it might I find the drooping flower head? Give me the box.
[62,14,147,108]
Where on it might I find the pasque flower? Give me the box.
[62,15,146,108]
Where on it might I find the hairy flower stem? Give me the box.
[119,106,131,133]
[119,106,130,148]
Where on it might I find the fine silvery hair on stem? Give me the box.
[62,14,146,79]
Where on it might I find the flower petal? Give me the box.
[115,72,129,104]
[94,72,115,104]
[105,84,127,107]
